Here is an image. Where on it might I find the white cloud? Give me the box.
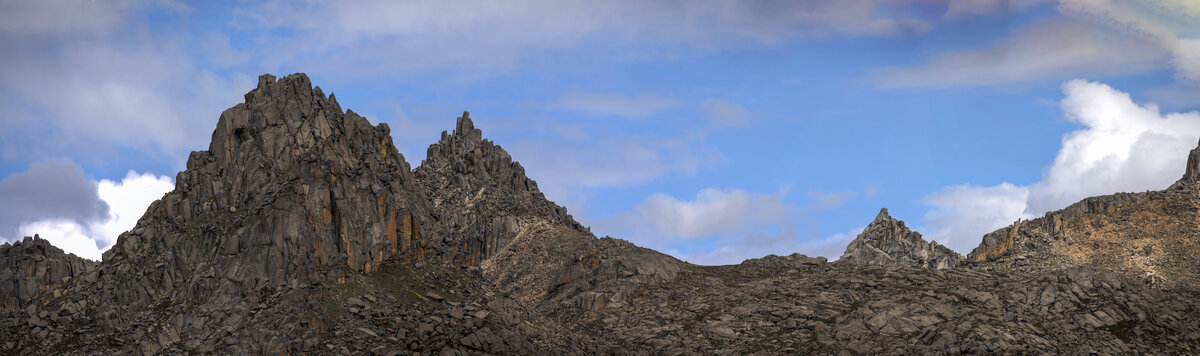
[507,132,724,206]
[0,0,135,35]
[594,185,878,265]
[873,0,1200,88]
[0,159,109,238]
[807,189,858,211]
[233,0,948,79]
[799,227,864,262]
[864,183,880,198]
[17,219,105,261]
[699,98,750,127]
[548,91,680,118]
[1026,79,1200,212]
[871,17,1169,87]
[93,171,175,248]
[15,171,174,261]
[604,187,792,240]
[1058,0,1200,81]
[921,183,1032,253]
[922,79,1200,253]
[0,1,253,163]
[942,0,1052,19]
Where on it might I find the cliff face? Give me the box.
[840,208,963,270]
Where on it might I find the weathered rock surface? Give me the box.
[2,73,1199,355]
[0,235,94,311]
[968,141,1200,289]
[414,111,585,266]
[840,208,963,269]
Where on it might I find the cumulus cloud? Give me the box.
[1026,79,1200,212]
[595,185,881,265]
[922,183,1032,253]
[625,188,792,239]
[11,171,174,261]
[548,91,680,118]
[0,159,109,240]
[922,79,1200,253]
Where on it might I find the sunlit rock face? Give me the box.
[840,208,963,270]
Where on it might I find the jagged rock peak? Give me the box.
[0,234,95,311]
[414,111,587,264]
[1174,137,1200,187]
[874,207,891,222]
[840,208,964,269]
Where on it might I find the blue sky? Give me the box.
[3,0,1200,263]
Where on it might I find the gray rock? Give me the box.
[840,208,963,269]
[0,235,94,311]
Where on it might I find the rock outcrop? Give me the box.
[1174,137,1200,187]
[0,235,94,311]
[1,73,453,354]
[414,111,585,266]
[840,208,963,269]
[968,138,1200,289]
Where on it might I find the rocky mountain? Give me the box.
[968,140,1200,290]
[1,73,1198,354]
[840,208,964,269]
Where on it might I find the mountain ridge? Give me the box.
[2,73,1198,354]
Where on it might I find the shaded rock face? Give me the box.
[0,235,94,311]
[13,73,449,353]
[1174,137,1200,187]
[840,208,964,269]
[414,112,585,266]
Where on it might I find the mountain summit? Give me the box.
[840,208,963,269]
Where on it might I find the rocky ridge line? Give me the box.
[0,235,94,312]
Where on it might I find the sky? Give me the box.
[1,0,1199,264]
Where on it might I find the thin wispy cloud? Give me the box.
[548,91,680,118]
[870,17,1168,87]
